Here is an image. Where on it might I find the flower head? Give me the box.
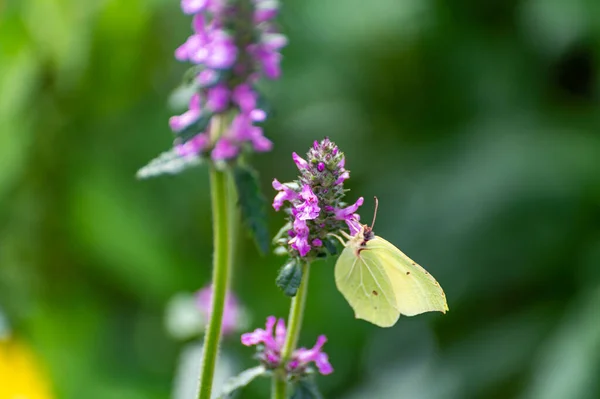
[272,138,364,258]
[241,316,333,376]
[169,0,287,162]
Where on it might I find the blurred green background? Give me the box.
[2,0,600,398]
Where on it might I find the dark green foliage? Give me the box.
[291,377,323,399]
[233,165,270,254]
[276,260,303,297]
[323,238,338,256]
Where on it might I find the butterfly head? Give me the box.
[361,225,375,244]
[359,196,379,245]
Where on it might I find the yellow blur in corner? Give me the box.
[0,338,53,399]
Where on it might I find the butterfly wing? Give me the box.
[361,236,449,316]
[334,245,400,327]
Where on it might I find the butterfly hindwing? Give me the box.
[363,236,449,316]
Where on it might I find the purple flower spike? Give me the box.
[241,317,333,376]
[162,0,288,164]
[273,138,365,257]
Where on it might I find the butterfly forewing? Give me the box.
[334,245,400,327]
[362,236,449,316]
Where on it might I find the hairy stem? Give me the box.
[198,118,235,399]
[272,262,311,399]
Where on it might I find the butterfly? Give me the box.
[333,198,448,327]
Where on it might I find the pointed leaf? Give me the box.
[324,238,338,256]
[276,260,303,297]
[176,113,212,143]
[136,148,203,179]
[233,166,270,254]
[217,365,268,399]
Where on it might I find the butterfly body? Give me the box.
[334,225,448,328]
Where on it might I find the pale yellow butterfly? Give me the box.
[334,198,448,327]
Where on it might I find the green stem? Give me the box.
[272,262,311,399]
[198,119,235,399]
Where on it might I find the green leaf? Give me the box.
[233,166,270,254]
[276,260,303,297]
[217,365,268,399]
[291,377,324,399]
[324,238,338,256]
[176,113,213,143]
[136,148,203,179]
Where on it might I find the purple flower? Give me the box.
[273,139,365,258]
[176,133,210,157]
[334,197,364,220]
[335,170,350,185]
[292,152,309,170]
[197,68,219,87]
[196,284,240,336]
[293,335,333,375]
[254,0,279,23]
[232,84,258,114]
[241,316,333,375]
[169,94,202,132]
[206,84,230,112]
[272,179,298,211]
[334,197,364,236]
[297,185,320,220]
[166,0,287,163]
[289,218,311,257]
[181,0,208,15]
[272,181,320,256]
[212,137,240,160]
[248,34,288,79]
[205,32,238,70]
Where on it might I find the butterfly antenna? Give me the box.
[371,196,379,229]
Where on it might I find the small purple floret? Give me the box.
[241,316,333,375]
